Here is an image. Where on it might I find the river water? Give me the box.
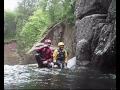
[4,64,116,89]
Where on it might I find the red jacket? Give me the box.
[36,46,53,62]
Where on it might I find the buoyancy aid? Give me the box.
[56,49,65,61]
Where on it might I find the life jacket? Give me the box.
[57,49,65,61]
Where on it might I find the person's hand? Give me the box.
[65,60,67,64]
[50,62,54,68]
[43,44,48,48]
[53,60,56,63]
[48,59,52,62]
[43,61,48,64]
[53,65,58,68]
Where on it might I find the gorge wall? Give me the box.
[75,0,116,72]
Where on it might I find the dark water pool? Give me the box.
[4,64,116,89]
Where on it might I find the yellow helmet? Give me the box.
[58,42,64,47]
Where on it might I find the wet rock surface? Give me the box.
[4,42,21,65]
[75,0,116,73]
[75,0,112,19]
[76,39,90,66]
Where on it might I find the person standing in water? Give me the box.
[34,39,54,68]
[53,42,68,69]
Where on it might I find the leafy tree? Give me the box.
[4,10,16,40]
[44,0,75,24]
[15,0,40,34]
[16,0,39,20]
[17,9,50,52]
[15,0,41,52]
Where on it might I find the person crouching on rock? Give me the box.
[53,42,68,69]
[35,39,54,68]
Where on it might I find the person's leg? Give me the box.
[35,53,43,68]
[47,63,52,68]
[57,61,63,68]
[42,64,47,68]
[64,62,67,68]
[47,62,54,68]
[61,61,65,69]
[50,62,54,68]
[53,61,60,68]
[59,61,67,69]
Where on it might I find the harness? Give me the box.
[57,49,65,61]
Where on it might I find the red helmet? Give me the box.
[44,39,52,44]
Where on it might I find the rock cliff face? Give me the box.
[75,0,112,19]
[75,0,116,73]
[4,42,21,65]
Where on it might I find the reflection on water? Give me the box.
[4,64,116,89]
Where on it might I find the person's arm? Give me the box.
[53,49,58,63]
[26,45,45,54]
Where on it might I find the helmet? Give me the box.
[58,42,64,47]
[44,39,51,44]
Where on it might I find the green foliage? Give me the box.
[16,0,39,20]
[15,0,40,37]
[45,0,76,24]
[17,9,50,52]
[4,10,16,41]
[15,0,41,53]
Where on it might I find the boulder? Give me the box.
[74,0,116,73]
[75,14,107,43]
[67,57,76,69]
[76,39,91,66]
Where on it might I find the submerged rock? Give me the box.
[67,57,76,69]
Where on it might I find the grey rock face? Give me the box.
[75,0,112,19]
[67,57,76,69]
[75,14,106,65]
[76,39,91,66]
[75,14,107,43]
[107,0,116,21]
[75,0,116,72]
[91,0,116,72]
